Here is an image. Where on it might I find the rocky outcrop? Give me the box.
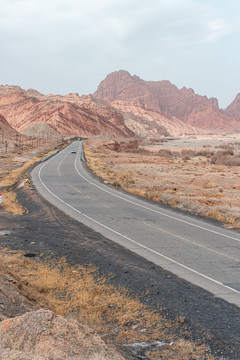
[0,275,37,322]
[94,70,240,132]
[0,113,18,140]
[0,84,203,138]
[0,309,125,360]
[0,86,134,138]
[110,100,202,137]
[226,93,240,119]
[1,73,239,140]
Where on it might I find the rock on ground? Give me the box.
[0,309,125,360]
[0,275,38,322]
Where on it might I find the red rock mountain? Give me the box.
[0,113,18,140]
[94,70,240,132]
[1,72,239,139]
[226,94,240,119]
[0,84,202,138]
[108,100,202,137]
[0,86,134,138]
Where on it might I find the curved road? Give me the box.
[31,141,240,307]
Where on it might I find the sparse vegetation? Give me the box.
[84,137,240,228]
[0,250,214,359]
[0,141,70,214]
[0,135,238,359]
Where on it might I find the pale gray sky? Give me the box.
[1,0,239,108]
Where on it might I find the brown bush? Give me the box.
[157,149,179,158]
[210,150,240,166]
[130,147,152,155]
[196,150,214,158]
[217,144,234,151]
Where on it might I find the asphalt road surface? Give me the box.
[31,141,240,307]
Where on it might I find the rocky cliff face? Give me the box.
[226,93,240,119]
[109,100,202,137]
[0,86,134,138]
[0,84,204,138]
[1,72,239,140]
[0,113,18,140]
[94,70,240,132]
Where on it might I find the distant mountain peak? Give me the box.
[94,70,239,131]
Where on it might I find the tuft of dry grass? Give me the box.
[0,250,214,359]
[1,190,25,215]
[0,158,36,189]
[0,143,70,215]
[0,157,41,215]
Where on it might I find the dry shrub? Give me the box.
[181,149,196,160]
[0,254,161,332]
[0,158,37,189]
[0,251,214,358]
[210,150,240,166]
[1,189,24,215]
[205,211,236,225]
[157,149,176,158]
[217,144,234,151]
[196,150,214,158]
[127,147,152,155]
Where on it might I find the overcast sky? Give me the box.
[1,0,239,108]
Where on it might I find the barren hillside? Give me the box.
[94,70,240,132]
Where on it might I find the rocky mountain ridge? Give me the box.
[226,93,240,119]
[0,86,133,138]
[94,70,240,132]
[0,84,203,138]
[1,70,239,139]
[109,100,201,137]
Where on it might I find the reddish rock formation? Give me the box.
[109,100,202,137]
[0,113,18,140]
[0,86,134,138]
[226,93,240,120]
[0,84,203,138]
[94,70,240,132]
[1,73,239,140]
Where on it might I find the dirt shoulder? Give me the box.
[0,174,240,359]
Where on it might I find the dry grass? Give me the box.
[0,250,214,359]
[0,190,25,215]
[147,339,214,360]
[0,157,39,215]
[84,138,240,228]
[0,142,70,215]
[0,157,37,189]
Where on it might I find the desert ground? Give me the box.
[0,135,240,359]
[84,134,240,230]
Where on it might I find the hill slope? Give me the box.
[94,70,240,132]
[0,86,133,138]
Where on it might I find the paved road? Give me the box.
[31,141,240,307]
